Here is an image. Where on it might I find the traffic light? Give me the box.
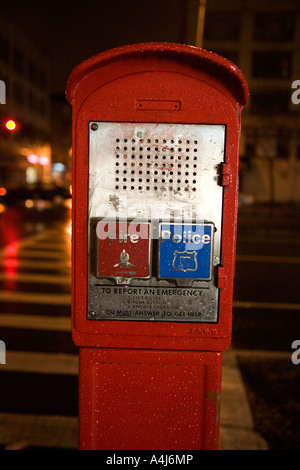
[5,119,17,131]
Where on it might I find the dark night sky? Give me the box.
[1,0,198,94]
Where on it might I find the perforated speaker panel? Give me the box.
[89,122,225,224]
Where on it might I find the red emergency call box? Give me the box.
[66,42,248,450]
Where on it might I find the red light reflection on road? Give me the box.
[1,241,20,290]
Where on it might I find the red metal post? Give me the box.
[66,42,248,450]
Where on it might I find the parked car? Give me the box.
[1,182,71,209]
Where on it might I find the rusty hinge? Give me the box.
[217,266,226,289]
[215,163,231,186]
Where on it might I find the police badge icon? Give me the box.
[172,250,198,272]
[158,223,214,280]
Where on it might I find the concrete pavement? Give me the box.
[220,347,268,450]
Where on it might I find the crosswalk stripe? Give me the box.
[0,249,70,259]
[236,254,300,264]
[234,349,292,360]
[3,350,78,375]
[0,313,71,331]
[0,234,68,256]
[0,259,71,269]
[24,242,70,250]
[0,272,70,284]
[233,300,300,310]
[0,290,71,305]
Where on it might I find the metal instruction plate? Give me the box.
[88,285,219,323]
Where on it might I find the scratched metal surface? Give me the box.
[89,122,224,223]
[87,122,225,322]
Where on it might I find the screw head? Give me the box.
[91,123,98,131]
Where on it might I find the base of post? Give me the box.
[78,347,223,450]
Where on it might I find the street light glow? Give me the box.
[27,155,50,166]
[39,156,49,166]
[27,155,39,164]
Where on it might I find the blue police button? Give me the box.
[158,223,214,280]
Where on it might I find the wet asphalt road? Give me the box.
[233,203,300,352]
[233,203,300,450]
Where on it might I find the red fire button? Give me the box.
[96,220,151,279]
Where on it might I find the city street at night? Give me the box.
[0,0,299,453]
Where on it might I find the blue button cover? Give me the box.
[158,223,213,280]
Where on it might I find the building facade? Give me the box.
[0,13,51,189]
[203,0,300,203]
[50,93,72,189]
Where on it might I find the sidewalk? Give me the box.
[219,348,269,450]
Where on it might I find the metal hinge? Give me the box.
[217,266,226,289]
[215,163,232,186]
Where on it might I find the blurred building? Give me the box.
[203,0,300,203]
[0,13,51,189]
[50,93,72,189]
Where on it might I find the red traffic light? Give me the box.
[5,119,17,131]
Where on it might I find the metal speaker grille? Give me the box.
[114,137,198,194]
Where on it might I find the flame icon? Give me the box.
[113,249,135,269]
